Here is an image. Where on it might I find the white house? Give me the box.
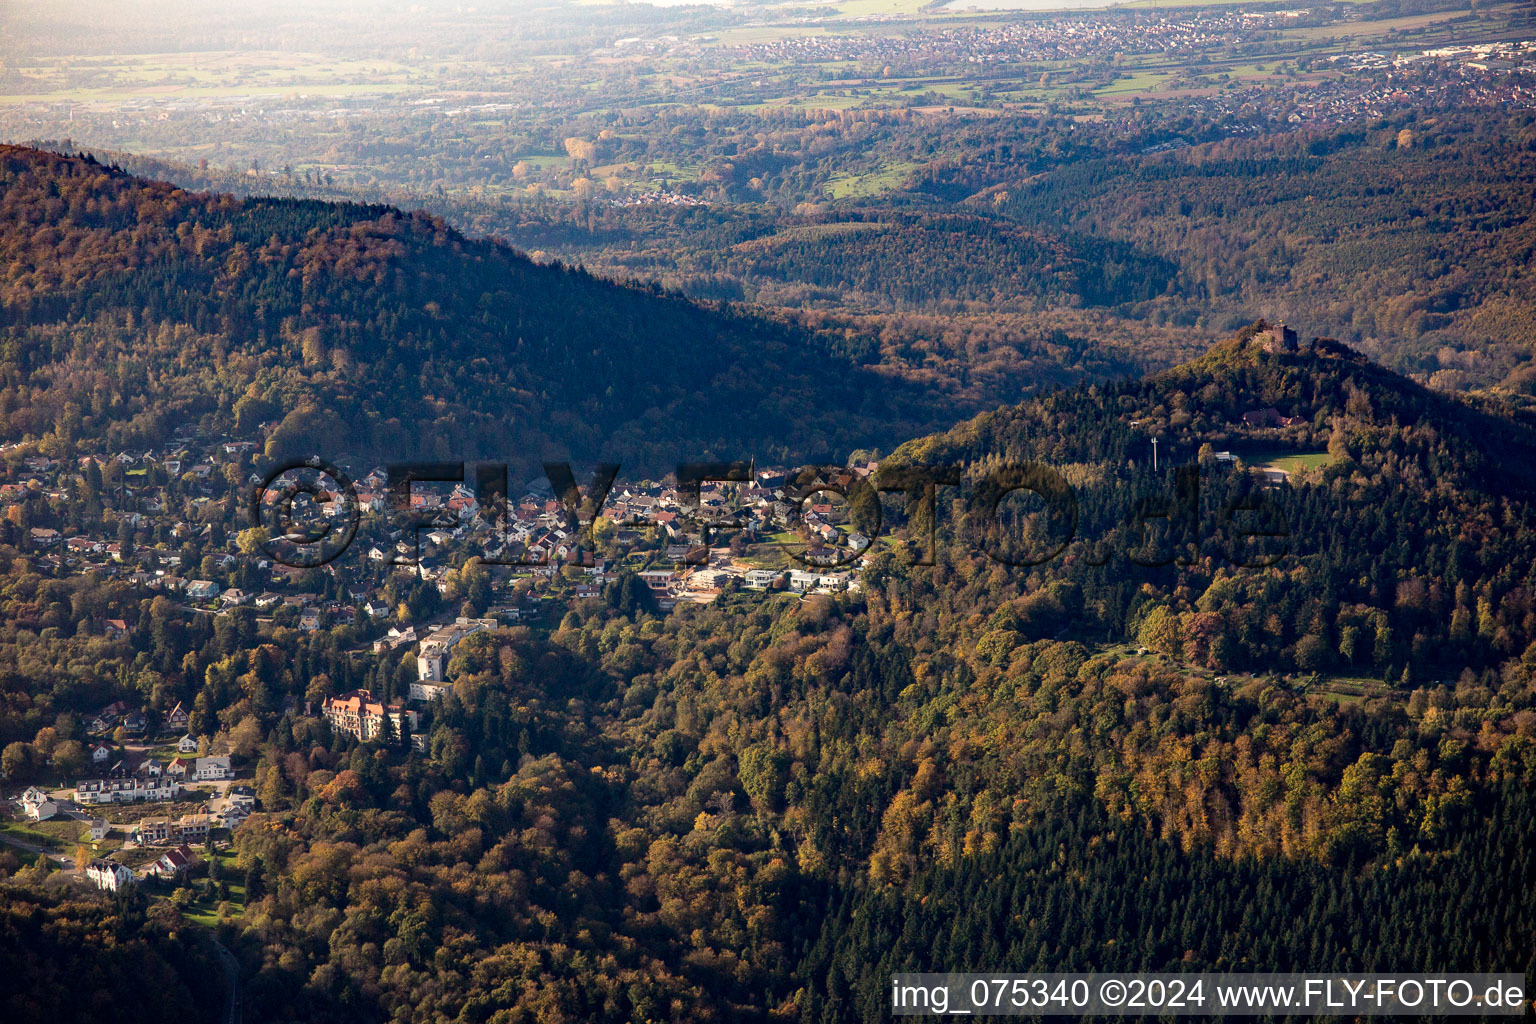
[744,569,782,590]
[26,799,61,820]
[86,860,135,892]
[89,819,110,841]
[75,776,180,805]
[414,618,495,685]
[408,680,449,702]
[788,570,822,593]
[177,734,199,753]
[20,787,60,821]
[192,756,232,781]
[144,844,196,879]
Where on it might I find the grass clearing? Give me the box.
[181,848,248,926]
[1250,449,1333,476]
[824,160,922,199]
[1305,674,1399,705]
[1,819,87,850]
[1095,71,1174,96]
[731,221,890,252]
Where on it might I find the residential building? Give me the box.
[136,814,212,846]
[136,816,173,845]
[20,786,60,821]
[144,844,196,879]
[25,798,60,820]
[744,569,782,590]
[173,813,213,843]
[639,569,676,593]
[165,702,190,730]
[414,618,496,684]
[86,860,135,892]
[321,689,419,742]
[75,775,180,805]
[185,579,220,600]
[408,680,450,702]
[192,756,232,781]
[788,570,822,593]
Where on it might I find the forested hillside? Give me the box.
[166,328,1536,1016]
[982,116,1536,392]
[91,114,1536,414]
[571,211,1175,313]
[891,323,1536,687]
[804,786,1536,1022]
[0,884,224,1022]
[3,324,1533,1021]
[0,146,976,472]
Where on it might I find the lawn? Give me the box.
[181,848,248,926]
[1251,450,1333,475]
[745,533,807,570]
[1305,674,1399,705]
[1095,71,1174,96]
[1,818,86,850]
[824,160,922,199]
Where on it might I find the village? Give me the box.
[0,425,891,896]
[3,693,256,896]
[2,418,877,613]
[0,318,1350,904]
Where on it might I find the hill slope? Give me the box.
[0,146,951,471]
[881,322,1536,683]
[898,321,1536,493]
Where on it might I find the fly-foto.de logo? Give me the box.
[248,457,1289,571]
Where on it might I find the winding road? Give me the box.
[212,938,242,1024]
[0,830,75,871]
